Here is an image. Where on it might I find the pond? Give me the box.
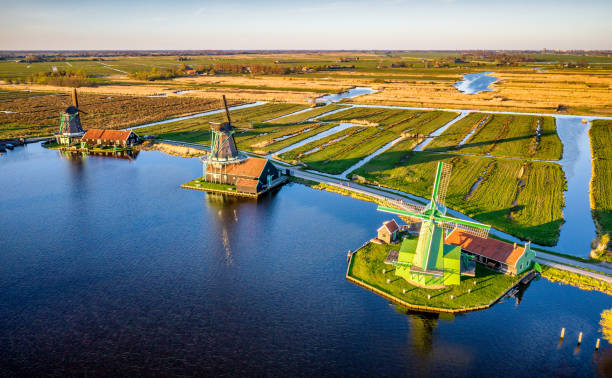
[316,87,377,104]
[454,72,500,94]
[0,143,610,376]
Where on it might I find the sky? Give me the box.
[1,0,611,50]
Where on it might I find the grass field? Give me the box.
[426,113,563,160]
[267,104,348,124]
[2,51,612,115]
[348,241,520,310]
[0,91,239,138]
[540,264,611,295]
[589,120,612,247]
[352,146,566,246]
[279,108,459,174]
[130,102,346,154]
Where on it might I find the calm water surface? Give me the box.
[0,144,610,377]
[454,72,500,94]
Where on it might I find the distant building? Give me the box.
[377,220,400,244]
[81,129,140,147]
[444,229,535,275]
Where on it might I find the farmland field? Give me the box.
[0,91,240,138]
[589,120,612,240]
[352,143,566,246]
[279,109,459,174]
[131,102,341,154]
[426,113,562,160]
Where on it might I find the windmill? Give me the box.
[201,95,247,182]
[56,88,85,146]
[377,161,491,287]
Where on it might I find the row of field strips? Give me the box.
[424,112,562,161]
[589,120,612,236]
[351,141,565,246]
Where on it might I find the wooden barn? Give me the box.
[205,157,283,195]
[81,129,141,147]
[444,229,535,275]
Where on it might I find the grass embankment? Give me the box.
[426,113,562,161]
[540,264,611,295]
[288,176,384,205]
[0,91,239,139]
[280,108,459,175]
[589,120,612,261]
[353,147,565,246]
[348,241,520,311]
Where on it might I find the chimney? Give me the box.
[72,88,78,109]
[513,242,517,249]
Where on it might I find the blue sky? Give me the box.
[1,0,610,50]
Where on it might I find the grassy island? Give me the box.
[347,240,523,313]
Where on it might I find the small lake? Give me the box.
[316,87,376,103]
[0,144,610,376]
[454,72,500,94]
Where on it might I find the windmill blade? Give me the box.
[377,205,429,222]
[383,198,427,214]
[222,95,232,124]
[435,162,452,206]
[434,214,491,238]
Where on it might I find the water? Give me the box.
[454,72,500,94]
[552,118,597,254]
[316,87,376,104]
[0,144,610,376]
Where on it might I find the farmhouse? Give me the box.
[81,129,141,147]
[444,229,535,275]
[377,220,400,244]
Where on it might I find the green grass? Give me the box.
[267,104,348,124]
[132,102,341,155]
[540,264,611,294]
[590,120,612,244]
[426,113,562,161]
[352,147,566,246]
[348,241,520,310]
[182,177,236,192]
[281,109,459,175]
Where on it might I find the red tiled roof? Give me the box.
[444,229,525,267]
[235,177,259,188]
[378,219,399,234]
[207,157,269,179]
[82,129,134,142]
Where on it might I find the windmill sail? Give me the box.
[435,162,452,206]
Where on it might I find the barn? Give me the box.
[444,229,535,275]
[81,129,141,147]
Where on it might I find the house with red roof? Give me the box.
[205,157,283,195]
[81,129,141,147]
[444,229,535,275]
[377,219,400,244]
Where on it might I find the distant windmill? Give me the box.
[56,88,85,145]
[377,162,491,287]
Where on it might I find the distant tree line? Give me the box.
[7,69,99,87]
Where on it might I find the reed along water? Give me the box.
[0,143,610,376]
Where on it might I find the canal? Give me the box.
[0,144,610,376]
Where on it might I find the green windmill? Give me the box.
[377,162,491,288]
